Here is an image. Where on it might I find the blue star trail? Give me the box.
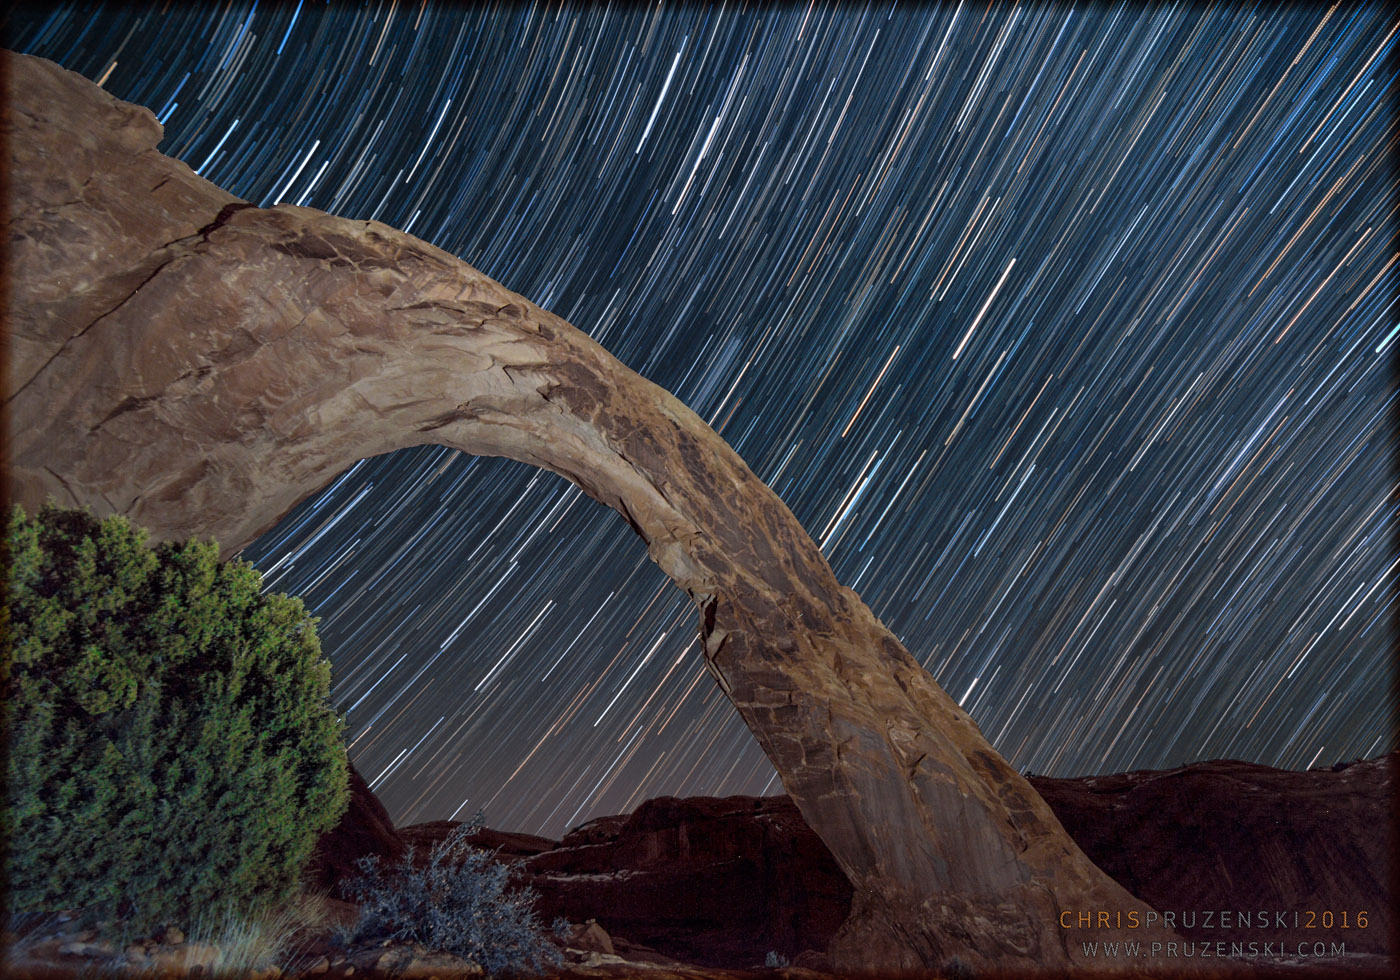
[11,1,1394,838]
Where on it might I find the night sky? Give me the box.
[10,1,1395,839]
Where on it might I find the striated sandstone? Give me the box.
[8,50,1189,974]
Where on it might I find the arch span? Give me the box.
[7,51,1180,974]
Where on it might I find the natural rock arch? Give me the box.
[7,52,1184,974]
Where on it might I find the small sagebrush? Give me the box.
[342,817,561,975]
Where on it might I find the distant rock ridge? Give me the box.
[309,753,1395,969]
[1027,753,1395,958]
[520,794,854,969]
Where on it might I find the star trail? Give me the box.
[10,1,1395,839]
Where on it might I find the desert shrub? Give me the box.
[343,817,561,975]
[2,503,349,931]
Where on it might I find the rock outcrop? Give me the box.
[398,820,557,862]
[8,50,1182,973]
[519,795,852,969]
[304,763,405,891]
[1028,754,1396,960]
[314,756,1394,972]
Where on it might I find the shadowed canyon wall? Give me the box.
[6,51,1192,974]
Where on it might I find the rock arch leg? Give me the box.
[7,51,1186,975]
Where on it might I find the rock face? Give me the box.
[304,763,405,890]
[518,795,853,968]
[8,50,1181,973]
[1028,754,1396,960]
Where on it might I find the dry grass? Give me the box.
[179,890,334,976]
[1,892,339,979]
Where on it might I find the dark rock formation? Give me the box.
[399,820,557,862]
[304,763,405,891]
[519,795,853,969]
[1029,753,1396,960]
[8,50,1182,973]
[310,791,848,969]
[313,755,1393,972]
[306,765,555,890]
[370,797,850,968]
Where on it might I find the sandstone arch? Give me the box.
[6,51,1183,974]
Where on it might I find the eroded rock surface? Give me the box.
[8,50,1183,973]
[1029,753,1396,960]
